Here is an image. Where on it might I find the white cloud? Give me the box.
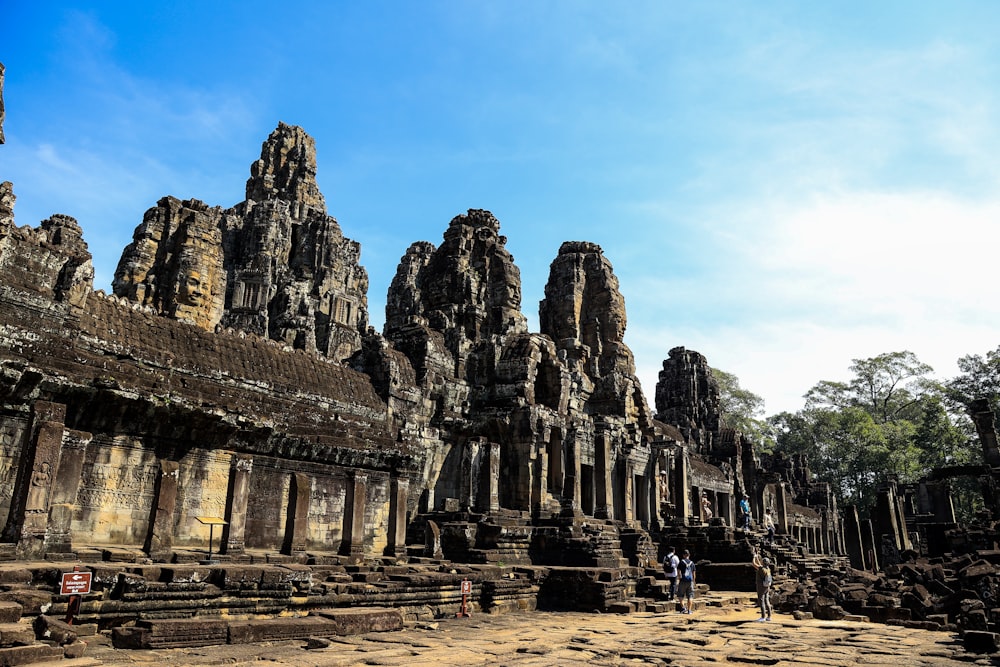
[626,189,1000,416]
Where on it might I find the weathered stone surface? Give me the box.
[31,614,76,645]
[82,607,976,666]
[113,123,369,360]
[112,197,226,329]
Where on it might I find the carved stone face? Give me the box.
[177,268,206,307]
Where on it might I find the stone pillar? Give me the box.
[5,402,66,559]
[45,428,91,556]
[342,471,368,563]
[894,488,912,551]
[386,475,409,560]
[145,460,180,561]
[479,441,501,513]
[281,473,310,556]
[861,519,879,572]
[531,442,546,517]
[673,445,690,525]
[875,486,903,552]
[820,509,830,555]
[925,481,957,523]
[594,428,613,520]
[221,455,253,555]
[971,398,1000,467]
[774,483,789,535]
[623,461,635,526]
[460,438,482,511]
[560,433,583,517]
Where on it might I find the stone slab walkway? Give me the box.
[81,603,981,666]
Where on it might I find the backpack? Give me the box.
[678,559,693,581]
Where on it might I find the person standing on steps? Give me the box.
[752,551,773,621]
[763,508,775,545]
[677,549,697,614]
[739,494,752,530]
[662,545,680,601]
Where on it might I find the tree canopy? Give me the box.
[770,351,978,516]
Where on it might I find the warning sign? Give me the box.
[60,571,92,596]
[461,580,472,594]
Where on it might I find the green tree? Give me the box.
[771,351,936,514]
[947,345,1000,418]
[712,367,774,451]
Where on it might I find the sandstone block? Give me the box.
[0,643,64,666]
[0,604,20,625]
[963,630,999,654]
[32,615,77,645]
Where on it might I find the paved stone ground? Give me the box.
[79,603,989,666]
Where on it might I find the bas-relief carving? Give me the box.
[308,475,347,550]
[172,449,231,547]
[0,419,27,511]
[244,465,289,550]
[73,438,161,545]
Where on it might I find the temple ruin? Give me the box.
[1,123,999,655]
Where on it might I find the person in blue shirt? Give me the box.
[739,494,752,530]
[676,549,697,614]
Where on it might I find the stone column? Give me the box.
[531,442,547,517]
[281,472,310,556]
[673,445,690,525]
[341,471,368,563]
[460,438,482,511]
[386,475,409,560]
[971,398,1000,467]
[623,461,635,526]
[875,486,903,552]
[774,483,789,535]
[479,441,501,513]
[145,460,180,561]
[861,519,879,572]
[221,455,253,555]
[6,402,66,559]
[925,481,957,523]
[560,432,583,518]
[820,509,830,555]
[45,428,91,556]
[594,428,613,520]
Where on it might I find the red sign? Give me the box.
[461,580,472,594]
[60,571,92,596]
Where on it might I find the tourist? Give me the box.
[662,545,680,601]
[701,493,713,523]
[763,508,775,545]
[752,552,773,621]
[740,494,752,530]
[677,549,697,614]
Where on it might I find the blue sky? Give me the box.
[3,2,999,416]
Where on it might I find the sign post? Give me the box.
[60,566,92,625]
[195,516,228,564]
[456,579,472,618]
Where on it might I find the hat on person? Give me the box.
[763,557,771,566]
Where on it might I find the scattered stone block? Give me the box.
[0,643,64,665]
[963,630,999,654]
[32,615,77,645]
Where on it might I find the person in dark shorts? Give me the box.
[662,546,680,601]
[676,549,697,614]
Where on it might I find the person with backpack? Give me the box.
[662,546,680,601]
[752,552,773,621]
[677,549,697,614]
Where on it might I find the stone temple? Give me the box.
[1,123,999,655]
